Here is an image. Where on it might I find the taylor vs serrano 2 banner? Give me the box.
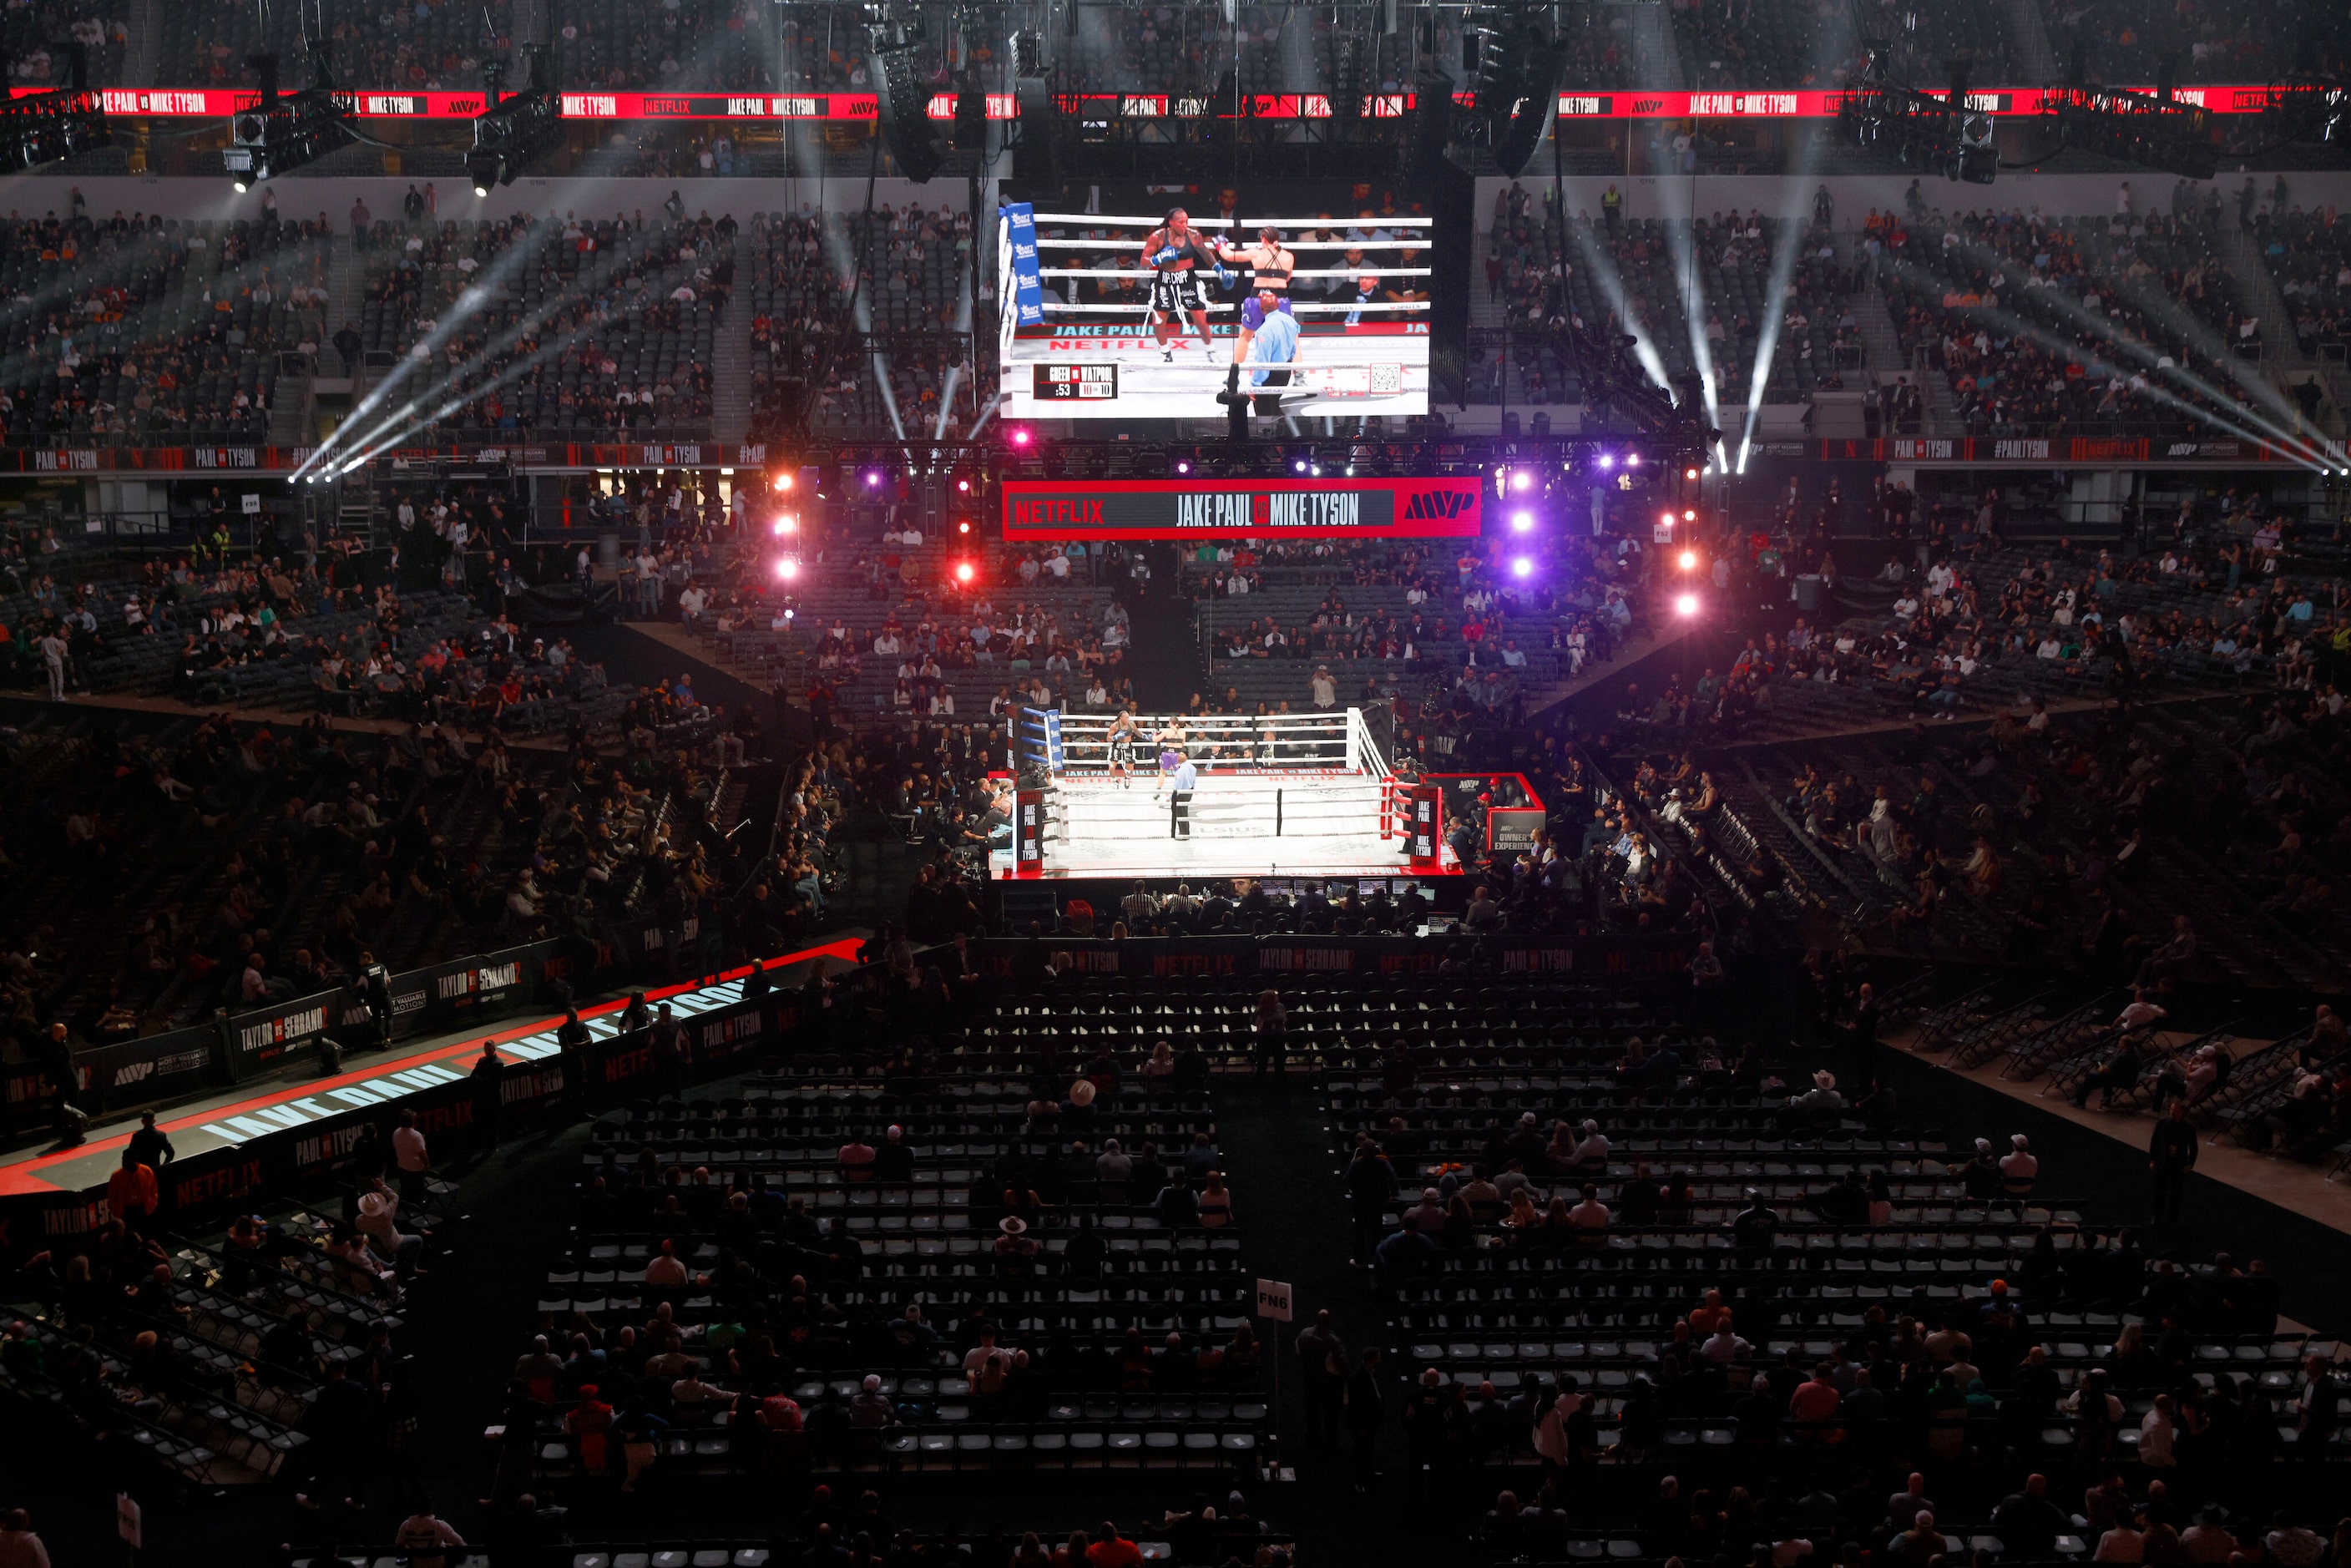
[1000,477,1482,539]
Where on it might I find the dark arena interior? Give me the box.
[12,1,2351,1564]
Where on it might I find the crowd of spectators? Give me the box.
[1182,532,1646,747]
[1872,196,2270,440]
[3,1,127,87]
[149,0,786,95]
[356,205,734,440]
[748,205,983,440]
[1476,190,1856,410]
[155,0,513,90]
[2046,0,2350,82]
[0,651,802,1049]
[2249,203,2351,361]
[0,208,329,448]
[1604,490,2351,974]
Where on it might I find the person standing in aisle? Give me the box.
[2148,1100,2197,1227]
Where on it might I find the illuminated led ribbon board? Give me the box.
[46,84,2289,121]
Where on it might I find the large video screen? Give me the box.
[998,182,1432,422]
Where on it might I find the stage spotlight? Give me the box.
[1009,427,1033,447]
[1511,468,1534,493]
[1679,549,1698,570]
[776,558,800,580]
[1683,509,1696,521]
[1176,461,1191,474]
[771,513,798,536]
[1659,510,1675,527]
[772,473,794,493]
[1625,453,1641,468]
[1684,465,1700,480]
[1293,459,1308,473]
[1675,592,1700,617]
[1510,510,1534,533]
[467,49,562,194]
[956,477,970,493]
[1596,453,1615,470]
[225,49,355,186]
[958,519,971,534]
[1511,556,1534,579]
[3,44,111,172]
[866,470,884,487]
[955,561,977,584]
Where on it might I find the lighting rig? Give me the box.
[0,43,109,169]
[468,45,562,195]
[949,5,991,154]
[1462,3,1566,177]
[1008,29,1055,188]
[1837,56,1997,184]
[2240,78,2351,149]
[867,1,943,182]
[1560,323,1722,472]
[225,48,355,189]
[2040,78,2216,179]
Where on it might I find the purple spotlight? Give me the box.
[1597,453,1615,470]
[1293,458,1307,473]
[1008,427,1033,447]
[1512,468,1534,493]
[865,470,882,487]
[1176,460,1190,474]
[1511,556,1534,579]
[1510,510,1534,534]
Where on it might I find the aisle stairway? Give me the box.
[714,304,753,446]
[1125,559,1206,711]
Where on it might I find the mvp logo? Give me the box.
[1401,488,1478,520]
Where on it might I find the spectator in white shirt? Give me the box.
[2136,1393,2176,1467]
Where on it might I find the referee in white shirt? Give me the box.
[1169,752,1198,840]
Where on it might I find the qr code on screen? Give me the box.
[1371,363,1401,394]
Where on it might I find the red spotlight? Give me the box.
[771,473,793,493]
[1678,549,1698,571]
[954,561,976,584]
[957,519,971,534]
[1675,592,1700,617]
[776,558,799,581]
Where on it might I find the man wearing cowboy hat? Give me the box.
[994,1216,1040,1294]
[356,1176,425,1282]
[1789,1070,1845,1113]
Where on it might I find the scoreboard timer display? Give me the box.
[1033,364,1118,401]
